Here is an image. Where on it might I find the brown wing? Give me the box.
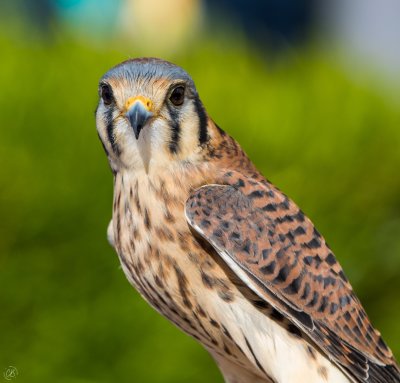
[185,173,400,383]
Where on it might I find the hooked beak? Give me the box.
[125,96,153,139]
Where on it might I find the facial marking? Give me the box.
[194,97,208,145]
[105,106,120,155]
[166,103,181,154]
[96,58,210,172]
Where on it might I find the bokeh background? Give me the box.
[1,1,399,382]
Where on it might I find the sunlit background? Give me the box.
[1,1,399,382]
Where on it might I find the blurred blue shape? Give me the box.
[54,0,122,38]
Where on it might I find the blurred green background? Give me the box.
[0,1,399,382]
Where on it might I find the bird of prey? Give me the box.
[95,58,400,383]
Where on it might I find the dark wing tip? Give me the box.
[366,361,400,383]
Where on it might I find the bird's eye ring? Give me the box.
[169,85,185,106]
[100,84,114,105]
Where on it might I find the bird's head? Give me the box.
[96,58,211,173]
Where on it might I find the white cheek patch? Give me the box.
[178,104,202,159]
[146,103,202,168]
[96,105,111,151]
[113,116,145,169]
[148,117,174,166]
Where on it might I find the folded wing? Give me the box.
[185,177,399,383]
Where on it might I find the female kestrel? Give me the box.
[95,58,400,383]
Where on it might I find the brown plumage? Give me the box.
[96,58,400,383]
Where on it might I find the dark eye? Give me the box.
[100,84,113,105]
[169,85,185,106]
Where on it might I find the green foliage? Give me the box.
[0,30,399,383]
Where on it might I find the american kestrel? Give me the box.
[96,58,400,383]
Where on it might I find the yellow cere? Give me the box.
[125,96,153,112]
